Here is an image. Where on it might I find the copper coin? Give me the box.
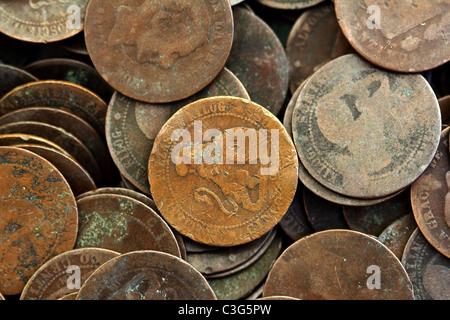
[58,292,78,300]
[75,194,181,258]
[77,250,217,300]
[334,0,450,73]
[411,127,450,259]
[439,95,450,125]
[257,296,301,300]
[20,248,120,300]
[106,67,249,196]
[0,80,107,137]
[148,96,299,246]
[225,6,289,116]
[282,81,304,141]
[0,133,69,156]
[292,53,441,199]
[402,228,450,300]
[0,64,37,99]
[256,0,324,10]
[84,0,233,104]
[0,146,78,296]
[263,229,414,300]
[0,0,88,43]
[14,144,97,196]
[378,214,417,260]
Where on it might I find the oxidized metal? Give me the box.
[378,214,417,260]
[0,133,69,156]
[0,64,37,99]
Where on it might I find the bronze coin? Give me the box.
[20,248,120,300]
[58,292,78,300]
[84,0,233,104]
[75,194,181,258]
[0,64,37,99]
[0,133,69,156]
[402,228,450,300]
[292,53,441,199]
[0,80,107,137]
[439,95,450,125]
[0,0,88,43]
[0,146,78,296]
[106,67,249,196]
[263,229,414,300]
[282,81,304,141]
[334,0,450,73]
[411,127,450,259]
[378,214,417,260]
[225,6,289,116]
[257,296,301,300]
[255,0,324,10]
[76,250,217,300]
[148,96,299,246]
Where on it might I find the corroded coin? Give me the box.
[402,228,450,300]
[439,95,450,125]
[20,248,120,300]
[84,0,233,103]
[334,0,450,73]
[106,68,249,195]
[292,54,441,199]
[256,0,324,10]
[0,133,69,156]
[75,194,181,258]
[263,229,414,300]
[148,96,299,246]
[76,250,217,300]
[411,127,450,259]
[0,0,89,43]
[0,146,78,296]
[378,214,417,260]
[0,64,37,99]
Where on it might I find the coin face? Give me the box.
[334,0,450,73]
[292,54,441,199]
[148,96,299,246]
[0,0,89,43]
[255,0,324,10]
[0,147,78,296]
[263,229,414,300]
[84,0,233,103]
[76,250,217,300]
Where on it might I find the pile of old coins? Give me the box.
[0,0,448,301]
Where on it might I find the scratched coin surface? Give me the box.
[402,228,450,300]
[0,64,37,99]
[76,250,217,300]
[255,0,324,10]
[0,146,78,296]
[20,248,120,300]
[149,96,299,246]
[334,0,450,73]
[0,0,89,43]
[292,54,441,199]
[106,68,249,195]
[410,127,450,259]
[263,229,414,300]
[84,0,233,103]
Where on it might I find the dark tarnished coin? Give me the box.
[411,127,450,259]
[256,0,324,10]
[84,0,233,103]
[20,248,120,300]
[226,6,289,116]
[402,228,450,300]
[378,214,417,260]
[439,95,450,125]
[0,133,69,156]
[0,0,88,43]
[148,96,299,247]
[0,64,37,99]
[77,250,217,300]
[75,194,181,258]
[263,229,414,300]
[0,146,78,296]
[292,54,441,199]
[106,68,249,195]
[56,32,89,56]
[282,81,304,141]
[0,80,107,137]
[334,0,450,73]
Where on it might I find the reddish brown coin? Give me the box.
[378,214,417,260]
[20,248,120,300]
[334,0,450,73]
[84,0,233,103]
[263,229,414,300]
[76,250,217,300]
[0,133,69,156]
[0,146,78,296]
[148,96,299,246]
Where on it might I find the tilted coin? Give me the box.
[76,250,217,300]
[0,147,78,296]
[255,0,324,10]
[292,54,441,199]
[378,214,417,260]
[148,96,299,246]
[0,64,37,99]
[0,133,69,156]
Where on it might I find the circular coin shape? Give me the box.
[255,0,324,10]
[0,64,37,99]
[77,250,217,300]
[292,54,441,199]
[0,146,78,296]
[84,0,233,103]
[149,96,299,246]
[334,0,450,73]
[263,229,414,300]
[0,0,89,43]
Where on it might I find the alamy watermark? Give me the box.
[366,5,381,30]
[66,4,82,30]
